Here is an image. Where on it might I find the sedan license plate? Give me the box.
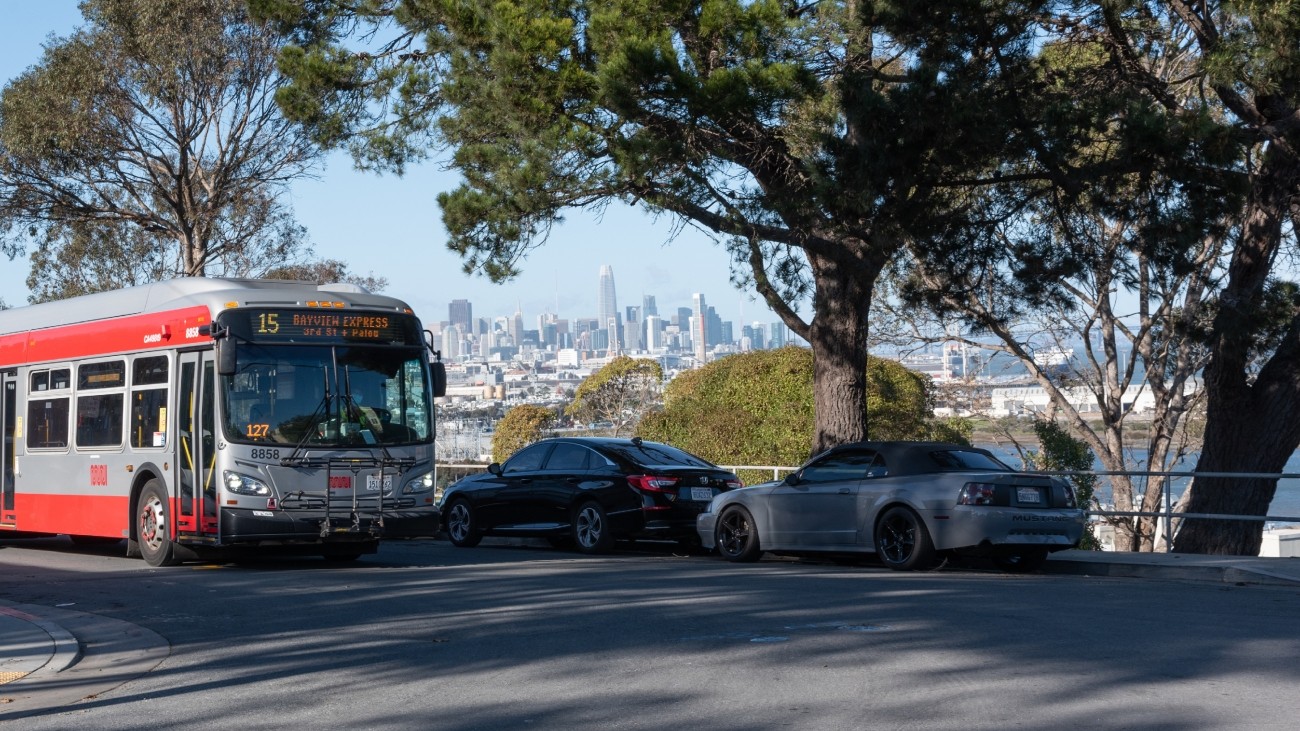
[366,475,394,492]
[1016,486,1043,504]
[690,487,715,502]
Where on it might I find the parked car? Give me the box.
[696,441,1086,572]
[439,437,742,553]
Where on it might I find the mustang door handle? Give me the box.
[838,488,851,494]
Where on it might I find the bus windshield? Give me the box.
[222,343,432,447]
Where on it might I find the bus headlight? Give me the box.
[402,470,436,495]
[224,471,272,497]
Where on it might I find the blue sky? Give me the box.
[0,2,788,331]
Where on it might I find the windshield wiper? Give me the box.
[341,364,395,459]
[281,369,334,466]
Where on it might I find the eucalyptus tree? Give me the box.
[0,0,322,298]
[1082,1,1300,555]
[885,16,1235,552]
[254,0,1059,455]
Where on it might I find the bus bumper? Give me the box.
[218,506,440,544]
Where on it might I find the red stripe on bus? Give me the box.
[3,493,132,537]
[0,305,213,366]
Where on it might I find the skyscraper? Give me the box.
[692,293,708,362]
[448,299,472,333]
[598,265,619,353]
[642,294,657,317]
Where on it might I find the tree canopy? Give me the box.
[0,0,325,301]
[565,356,662,437]
[256,0,1062,456]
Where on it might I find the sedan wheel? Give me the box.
[875,506,936,571]
[716,505,762,562]
[445,499,482,548]
[572,501,613,554]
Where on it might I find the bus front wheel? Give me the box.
[138,480,181,567]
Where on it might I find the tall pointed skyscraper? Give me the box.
[598,265,619,353]
[692,292,708,363]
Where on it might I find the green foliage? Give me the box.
[0,0,343,297]
[1025,419,1100,551]
[566,356,663,437]
[491,404,557,463]
[637,346,970,482]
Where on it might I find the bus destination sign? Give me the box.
[222,308,422,345]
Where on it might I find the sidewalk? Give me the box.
[0,600,169,722]
[1043,548,1300,586]
[1,552,1296,720]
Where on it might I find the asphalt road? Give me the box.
[3,537,1299,730]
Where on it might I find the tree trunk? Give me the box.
[1174,154,1300,554]
[1175,410,1293,555]
[807,251,872,455]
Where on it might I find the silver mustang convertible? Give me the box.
[696,441,1087,572]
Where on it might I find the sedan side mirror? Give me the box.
[783,472,800,486]
[487,462,502,476]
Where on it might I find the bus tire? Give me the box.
[138,479,181,567]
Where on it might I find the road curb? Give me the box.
[0,602,170,722]
[1044,555,1300,587]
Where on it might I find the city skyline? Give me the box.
[438,263,794,360]
[0,3,794,333]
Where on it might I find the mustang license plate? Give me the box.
[1016,487,1043,504]
[690,487,715,501]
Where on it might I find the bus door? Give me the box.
[2,372,15,522]
[176,352,219,536]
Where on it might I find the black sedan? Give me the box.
[439,437,742,553]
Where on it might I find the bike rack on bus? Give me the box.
[276,455,416,537]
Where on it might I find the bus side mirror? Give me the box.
[431,361,447,398]
[216,337,237,376]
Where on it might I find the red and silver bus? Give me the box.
[0,278,447,565]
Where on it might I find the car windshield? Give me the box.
[927,449,1010,471]
[601,441,715,468]
[221,343,432,447]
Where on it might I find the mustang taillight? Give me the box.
[958,482,998,506]
[1061,484,1078,508]
[627,475,680,494]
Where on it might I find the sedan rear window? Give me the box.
[602,442,714,467]
[928,449,1010,471]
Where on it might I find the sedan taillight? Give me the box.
[627,475,680,494]
[958,482,998,505]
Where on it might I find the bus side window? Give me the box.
[75,361,126,449]
[131,356,169,449]
[26,367,71,450]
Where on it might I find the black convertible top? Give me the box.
[809,441,1013,476]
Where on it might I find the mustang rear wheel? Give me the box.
[875,506,935,571]
[716,505,762,562]
[445,499,482,547]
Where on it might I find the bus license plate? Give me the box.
[366,475,394,492]
[690,487,715,501]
